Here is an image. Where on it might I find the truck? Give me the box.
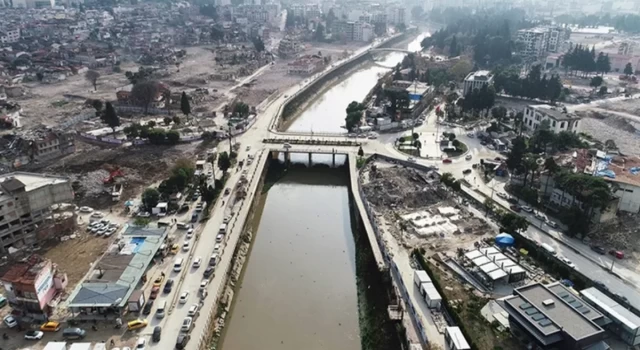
[127,290,145,312]
[112,183,123,202]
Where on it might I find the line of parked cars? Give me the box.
[86,218,119,237]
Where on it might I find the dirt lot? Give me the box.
[42,233,111,294]
[576,109,640,156]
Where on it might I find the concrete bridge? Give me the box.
[369,47,414,54]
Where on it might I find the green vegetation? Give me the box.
[561,46,612,77]
[422,8,530,67]
[493,65,563,103]
[345,101,366,132]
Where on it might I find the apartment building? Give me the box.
[0,28,21,44]
[0,255,68,320]
[522,104,581,133]
[388,6,405,25]
[0,172,74,255]
[25,130,76,161]
[333,21,374,42]
[463,70,494,95]
[516,28,549,58]
[516,26,570,58]
[618,42,635,56]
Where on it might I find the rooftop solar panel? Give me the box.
[532,313,545,321]
[526,308,538,315]
[519,303,532,310]
[539,319,553,327]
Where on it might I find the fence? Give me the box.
[194,151,267,350]
[352,153,438,348]
[115,105,170,115]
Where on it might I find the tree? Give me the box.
[133,217,151,227]
[358,147,364,157]
[85,70,100,91]
[624,62,634,76]
[92,99,103,112]
[499,212,529,233]
[598,86,608,96]
[217,151,231,173]
[142,188,160,211]
[590,76,603,88]
[163,116,172,126]
[506,136,527,172]
[167,130,180,145]
[412,132,419,140]
[345,101,365,132]
[102,102,120,134]
[252,36,265,52]
[147,128,166,145]
[173,116,181,125]
[314,23,325,41]
[491,106,507,125]
[180,92,191,120]
[449,35,459,57]
[123,124,141,139]
[131,81,160,113]
[233,102,250,118]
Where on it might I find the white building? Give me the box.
[523,104,581,134]
[388,7,405,25]
[546,27,570,53]
[516,28,549,58]
[0,29,20,44]
[445,327,471,350]
[462,70,494,95]
[353,22,373,42]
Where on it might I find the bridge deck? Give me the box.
[348,153,387,270]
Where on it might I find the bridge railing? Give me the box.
[263,138,362,147]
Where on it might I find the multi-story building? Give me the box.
[0,255,68,320]
[547,27,570,53]
[522,104,581,133]
[516,26,569,58]
[287,55,325,75]
[516,28,549,59]
[463,70,494,95]
[502,282,611,350]
[0,172,74,255]
[333,21,373,42]
[618,42,635,56]
[0,28,20,44]
[24,130,76,161]
[388,7,405,25]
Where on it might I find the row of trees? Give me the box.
[122,122,181,145]
[493,65,563,103]
[561,45,612,77]
[421,9,531,66]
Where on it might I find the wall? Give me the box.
[27,181,74,212]
[352,153,439,348]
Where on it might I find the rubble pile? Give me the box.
[589,212,640,252]
[362,166,446,209]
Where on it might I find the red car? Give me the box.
[150,286,160,300]
[443,158,452,164]
[609,250,625,259]
[510,205,521,213]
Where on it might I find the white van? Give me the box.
[156,301,167,319]
[173,258,184,272]
[218,224,227,234]
[541,243,556,255]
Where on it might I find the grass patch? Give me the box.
[51,100,69,107]
[443,140,468,157]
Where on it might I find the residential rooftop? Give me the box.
[528,104,580,121]
[581,287,640,333]
[0,172,68,193]
[465,70,493,82]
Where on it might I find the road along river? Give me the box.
[285,34,427,134]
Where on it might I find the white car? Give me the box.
[24,330,44,340]
[90,211,104,218]
[3,315,17,328]
[182,241,190,252]
[135,338,146,350]
[407,157,416,163]
[546,220,558,229]
[79,206,93,213]
[246,145,251,151]
[181,317,193,332]
[216,234,224,243]
[105,227,117,237]
[465,154,472,161]
[199,279,209,291]
[188,304,199,317]
[179,291,190,304]
[213,243,222,253]
[560,257,577,269]
[521,206,533,213]
[186,229,194,239]
[193,257,202,268]
[466,132,475,138]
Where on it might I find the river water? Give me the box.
[286,34,427,133]
[220,169,359,350]
[221,33,427,350]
